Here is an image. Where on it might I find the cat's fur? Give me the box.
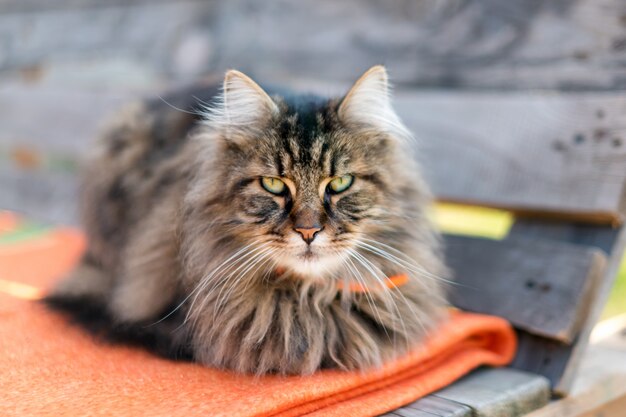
[46,66,448,375]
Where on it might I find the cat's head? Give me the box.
[189,66,432,282]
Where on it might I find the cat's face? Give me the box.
[198,66,421,280]
[223,120,396,279]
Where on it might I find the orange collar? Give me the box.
[274,267,409,293]
[336,274,409,293]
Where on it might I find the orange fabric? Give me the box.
[0,225,517,417]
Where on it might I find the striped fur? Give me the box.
[47,67,448,375]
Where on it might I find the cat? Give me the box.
[45,65,448,375]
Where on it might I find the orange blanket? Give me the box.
[0,213,517,417]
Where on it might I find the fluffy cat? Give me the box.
[46,66,448,375]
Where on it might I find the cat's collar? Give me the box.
[275,267,409,292]
[336,274,409,293]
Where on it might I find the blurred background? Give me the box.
[0,0,625,316]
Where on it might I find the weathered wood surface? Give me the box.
[383,368,550,417]
[0,1,215,78]
[508,220,622,253]
[525,316,626,417]
[0,84,135,224]
[445,234,606,343]
[4,0,626,90]
[4,86,626,226]
[432,368,550,417]
[391,396,472,417]
[2,1,626,225]
[0,168,79,225]
[507,222,626,394]
[394,92,626,225]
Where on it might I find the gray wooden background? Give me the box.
[1,0,626,224]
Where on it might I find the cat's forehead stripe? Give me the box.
[270,97,339,177]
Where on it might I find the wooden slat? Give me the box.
[382,397,470,416]
[510,333,576,395]
[402,396,471,417]
[0,168,79,225]
[387,368,549,417]
[525,324,626,417]
[508,220,622,253]
[216,0,626,91]
[394,92,626,225]
[5,0,626,91]
[445,234,606,343]
[417,368,549,417]
[506,221,626,393]
[5,87,626,227]
[432,369,550,417]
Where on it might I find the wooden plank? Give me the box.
[401,396,472,417]
[0,167,79,226]
[388,369,548,417]
[508,220,621,253]
[0,1,215,76]
[525,323,626,417]
[214,0,626,91]
[445,234,606,343]
[0,83,138,157]
[4,0,626,91]
[430,368,550,417]
[510,333,575,395]
[381,409,448,417]
[393,92,626,225]
[506,222,626,394]
[5,88,626,227]
[0,0,193,13]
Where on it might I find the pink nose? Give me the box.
[294,227,322,244]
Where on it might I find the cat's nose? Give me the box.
[294,226,322,244]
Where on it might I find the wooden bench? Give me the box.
[379,91,626,416]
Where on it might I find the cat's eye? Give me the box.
[328,175,354,194]
[261,177,286,195]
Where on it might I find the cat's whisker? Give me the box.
[205,247,276,324]
[157,95,206,117]
[357,238,455,286]
[342,252,394,345]
[184,243,268,327]
[150,242,260,325]
[350,250,427,349]
[187,252,263,330]
[348,250,410,345]
[187,242,264,312]
[355,241,461,297]
[357,240,443,281]
[213,248,277,318]
[190,249,265,320]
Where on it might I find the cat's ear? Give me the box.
[338,65,410,139]
[209,70,278,130]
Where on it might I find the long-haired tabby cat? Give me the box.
[46,66,447,375]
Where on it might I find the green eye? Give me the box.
[328,175,354,194]
[261,177,286,195]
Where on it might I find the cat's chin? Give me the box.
[278,249,346,281]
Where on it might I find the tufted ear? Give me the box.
[208,70,279,131]
[338,65,410,140]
